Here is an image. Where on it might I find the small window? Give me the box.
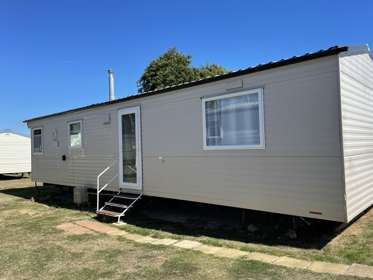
[32,128,43,154]
[68,121,82,149]
[202,88,265,150]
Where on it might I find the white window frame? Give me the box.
[67,120,83,149]
[202,88,265,150]
[31,127,44,155]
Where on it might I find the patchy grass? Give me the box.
[102,195,373,267]
[0,177,370,279]
[119,208,373,266]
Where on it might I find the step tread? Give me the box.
[105,202,128,208]
[97,209,121,217]
[114,193,140,200]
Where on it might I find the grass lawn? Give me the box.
[0,177,371,279]
[121,207,373,266]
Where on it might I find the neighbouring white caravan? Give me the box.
[25,45,373,223]
[0,131,31,175]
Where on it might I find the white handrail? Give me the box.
[99,174,118,194]
[97,160,117,212]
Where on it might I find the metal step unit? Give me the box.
[96,192,142,222]
[96,160,142,223]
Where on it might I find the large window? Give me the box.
[68,120,82,149]
[32,127,43,154]
[202,88,265,150]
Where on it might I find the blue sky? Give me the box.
[1,0,372,134]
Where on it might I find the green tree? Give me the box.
[138,48,228,93]
[192,64,227,80]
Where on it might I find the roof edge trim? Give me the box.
[24,45,349,123]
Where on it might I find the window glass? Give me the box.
[33,128,43,153]
[204,91,263,148]
[69,122,82,148]
[122,113,137,184]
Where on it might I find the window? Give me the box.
[32,128,43,154]
[68,121,82,149]
[202,88,265,150]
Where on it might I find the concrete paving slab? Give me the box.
[345,263,373,279]
[193,244,223,255]
[123,233,147,242]
[211,247,249,259]
[246,252,279,264]
[274,256,311,270]
[149,238,178,246]
[133,236,158,244]
[108,230,130,237]
[308,261,349,275]
[173,240,202,249]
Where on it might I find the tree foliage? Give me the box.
[193,64,227,80]
[137,48,228,93]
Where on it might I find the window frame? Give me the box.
[31,127,44,155]
[202,88,265,150]
[67,120,83,149]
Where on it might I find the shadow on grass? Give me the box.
[0,174,25,180]
[122,197,341,250]
[0,183,341,250]
[0,184,84,211]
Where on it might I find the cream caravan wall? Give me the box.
[28,55,347,222]
[0,132,31,174]
[339,50,373,222]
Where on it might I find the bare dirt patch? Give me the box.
[75,219,119,234]
[56,223,95,235]
[18,208,42,217]
[0,177,33,189]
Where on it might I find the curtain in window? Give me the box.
[205,93,260,146]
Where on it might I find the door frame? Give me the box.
[117,106,142,190]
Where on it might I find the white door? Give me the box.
[118,107,142,190]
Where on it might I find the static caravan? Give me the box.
[0,131,31,175]
[25,45,373,223]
